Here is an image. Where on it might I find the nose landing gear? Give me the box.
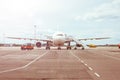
[58,47,61,50]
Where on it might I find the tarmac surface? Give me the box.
[0,47,120,80]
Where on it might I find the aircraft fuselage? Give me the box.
[52,32,66,46]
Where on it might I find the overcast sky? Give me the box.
[0,0,120,44]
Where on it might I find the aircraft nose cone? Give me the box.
[53,37,65,46]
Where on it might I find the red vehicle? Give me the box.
[21,43,34,50]
[118,44,120,49]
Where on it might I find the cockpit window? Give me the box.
[57,34,63,36]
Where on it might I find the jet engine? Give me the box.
[36,42,41,48]
[76,44,82,47]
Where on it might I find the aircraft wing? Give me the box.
[78,37,110,41]
[6,37,52,42]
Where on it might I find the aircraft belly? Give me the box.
[53,39,64,46]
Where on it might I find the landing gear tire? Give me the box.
[82,47,84,50]
[74,47,77,50]
[58,47,61,50]
[46,46,50,50]
[67,46,71,50]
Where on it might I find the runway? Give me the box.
[0,47,120,80]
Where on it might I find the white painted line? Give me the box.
[69,51,81,61]
[84,63,88,66]
[70,51,100,78]
[23,51,48,68]
[94,72,100,77]
[88,67,93,71]
[81,60,84,63]
[0,51,48,74]
[0,67,24,74]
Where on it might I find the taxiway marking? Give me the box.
[84,63,88,66]
[0,51,48,74]
[69,51,101,78]
[81,60,84,63]
[88,67,93,71]
[94,72,100,77]
[69,51,81,61]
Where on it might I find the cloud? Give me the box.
[75,0,120,22]
[0,0,63,25]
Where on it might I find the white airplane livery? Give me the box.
[53,32,65,45]
[7,31,110,50]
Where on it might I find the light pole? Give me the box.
[34,25,36,39]
[34,25,37,45]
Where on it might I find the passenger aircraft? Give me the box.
[7,32,110,50]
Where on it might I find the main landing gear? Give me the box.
[46,46,50,50]
[81,45,85,50]
[46,42,50,50]
[73,44,85,50]
[58,47,61,50]
[66,42,71,50]
[67,46,71,50]
[81,47,84,50]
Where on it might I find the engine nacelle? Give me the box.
[76,44,82,47]
[36,42,41,48]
